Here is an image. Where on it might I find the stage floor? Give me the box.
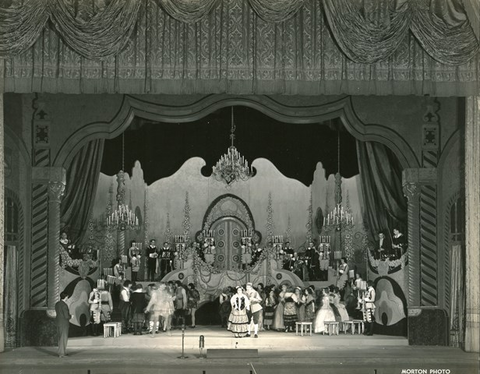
[69,325,408,350]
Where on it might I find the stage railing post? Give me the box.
[199,334,205,358]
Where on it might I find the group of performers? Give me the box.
[279,241,331,281]
[373,228,407,260]
[219,277,377,338]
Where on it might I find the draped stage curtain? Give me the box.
[61,139,105,246]
[356,141,407,242]
[0,0,478,96]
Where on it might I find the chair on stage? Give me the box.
[104,322,122,338]
[323,321,339,335]
[295,322,313,336]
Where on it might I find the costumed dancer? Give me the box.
[187,283,200,328]
[88,287,101,336]
[145,284,160,334]
[245,282,262,338]
[272,284,287,331]
[336,257,349,299]
[314,288,336,333]
[219,287,232,328]
[227,286,250,338]
[130,284,147,335]
[160,242,173,278]
[204,238,216,265]
[283,287,298,332]
[129,241,141,282]
[118,280,132,334]
[361,280,376,336]
[332,287,350,331]
[303,287,316,322]
[174,281,188,328]
[98,282,113,323]
[146,239,158,282]
[294,287,305,322]
[241,238,252,270]
[263,287,277,330]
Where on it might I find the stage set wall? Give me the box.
[3,92,464,347]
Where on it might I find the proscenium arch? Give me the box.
[54,94,420,169]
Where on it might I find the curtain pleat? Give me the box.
[410,0,479,65]
[356,141,407,242]
[48,0,141,60]
[0,0,49,57]
[61,138,105,245]
[248,0,306,23]
[0,0,478,95]
[323,0,411,64]
[155,0,221,23]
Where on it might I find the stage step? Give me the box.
[207,349,258,359]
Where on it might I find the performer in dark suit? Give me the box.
[146,239,158,281]
[159,242,173,278]
[55,291,72,358]
[376,231,392,260]
[392,228,407,258]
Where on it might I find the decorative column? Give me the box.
[47,177,66,313]
[32,167,66,316]
[402,176,421,306]
[464,96,480,353]
[0,61,6,353]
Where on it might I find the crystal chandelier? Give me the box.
[105,133,140,231]
[324,128,354,229]
[212,107,254,186]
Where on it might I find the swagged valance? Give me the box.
[1,0,479,96]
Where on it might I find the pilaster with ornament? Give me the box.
[42,167,66,317]
[402,170,421,307]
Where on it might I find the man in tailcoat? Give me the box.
[55,291,72,358]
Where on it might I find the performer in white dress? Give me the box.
[314,288,336,333]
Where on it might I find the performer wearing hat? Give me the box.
[360,280,376,336]
[245,283,262,338]
[227,286,250,338]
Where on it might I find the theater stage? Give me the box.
[68,325,408,350]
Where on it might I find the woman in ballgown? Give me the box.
[314,288,336,333]
[272,284,287,331]
[331,287,350,332]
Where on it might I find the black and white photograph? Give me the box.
[0,1,479,373]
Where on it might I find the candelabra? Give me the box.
[212,107,254,186]
[105,133,140,257]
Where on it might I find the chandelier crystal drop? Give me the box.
[324,128,354,229]
[105,134,140,231]
[212,107,254,186]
